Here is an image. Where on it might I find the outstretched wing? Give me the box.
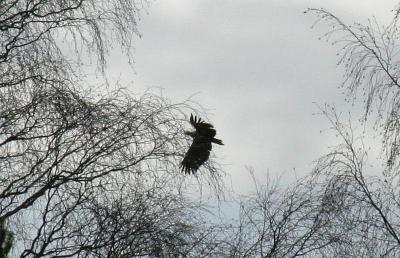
[190,114,216,138]
[181,137,212,174]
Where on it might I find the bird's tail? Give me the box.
[212,138,224,145]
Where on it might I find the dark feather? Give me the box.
[190,114,216,138]
[181,137,212,174]
[181,114,223,174]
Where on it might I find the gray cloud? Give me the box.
[108,0,399,192]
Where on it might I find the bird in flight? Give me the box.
[181,114,223,174]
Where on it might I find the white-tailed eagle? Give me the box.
[181,114,223,174]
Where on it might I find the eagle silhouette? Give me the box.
[181,114,223,174]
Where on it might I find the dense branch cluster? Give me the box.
[0,1,225,257]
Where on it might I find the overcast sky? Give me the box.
[106,1,399,194]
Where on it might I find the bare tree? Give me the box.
[0,1,225,257]
[215,5,400,258]
[215,171,343,258]
[289,6,400,256]
[10,161,224,257]
[306,7,400,172]
[308,106,400,257]
[218,109,400,257]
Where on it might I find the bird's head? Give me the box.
[184,131,196,138]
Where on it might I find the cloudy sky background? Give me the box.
[105,0,399,194]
